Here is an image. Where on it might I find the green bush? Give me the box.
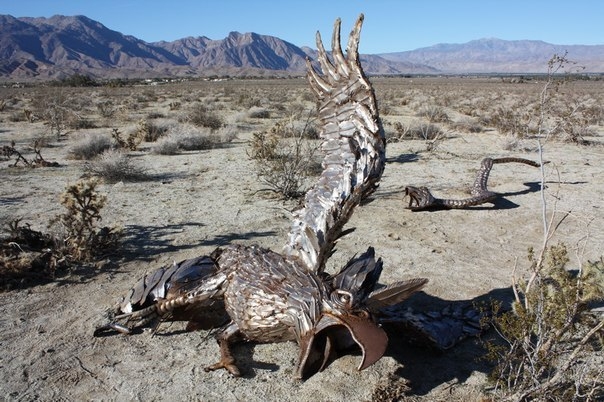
[484,244,604,400]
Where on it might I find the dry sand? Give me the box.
[1,80,603,401]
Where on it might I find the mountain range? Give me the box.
[1,14,603,80]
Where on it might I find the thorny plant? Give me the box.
[1,179,120,289]
[52,178,120,262]
[484,133,603,401]
[1,140,58,167]
[111,127,143,151]
[249,114,320,199]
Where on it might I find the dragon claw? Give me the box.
[204,331,241,376]
[204,358,241,377]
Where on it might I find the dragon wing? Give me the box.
[94,255,228,335]
[283,14,386,274]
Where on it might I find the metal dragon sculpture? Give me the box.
[94,15,482,380]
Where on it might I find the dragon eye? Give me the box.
[331,289,354,308]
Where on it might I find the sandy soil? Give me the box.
[1,80,603,401]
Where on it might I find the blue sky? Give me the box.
[2,1,602,53]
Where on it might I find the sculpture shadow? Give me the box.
[381,286,514,396]
[470,180,543,210]
[499,181,542,199]
[0,195,29,206]
[152,327,280,379]
[235,343,281,379]
[199,230,278,248]
[120,223,277,262]
[386,153,420,164]
[119,222,206,262]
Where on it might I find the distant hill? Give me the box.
[379,38,604,73]
[1,14,603,80]
[0,14,431,80]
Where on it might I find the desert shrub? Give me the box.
[96,101,115,118]
[1,179,120,289]
[150,125,235,154]
[582,103,604,125]
[248,106,270,119]
[372,373,411,401]
[66,111,97,130]
[485,244,604,401]
[151,136,180,155]
[554,116,596,144]
[385,120,446,143]
[540,98,597,144]
[51,178,120,261]
[134,89,158,104]
[111,127,143,151]
[8,111,27,122]
[136,119,169,142]
[301,121,320,140]
[1,219,56,290]
[1,140,58,168]
[236,91,262,108]
[486,53,593,144]
[249,117,320,199]
[408,122,444,140]
[451,117,484,133]
[31,89,81,139]
[23,109,35,122]
[300,90,315,103]
[482,105,529,136]
[384,121,410,143]
[482,159,604,401]
[416,105,450,123]
[2,142,32,166]
[146,112,165,119]
[84,149,148,183]
[378,101,394,116]
[69,134,112,160]
[176,133,219,151]
[183,103,224,130]
[249,131,280,160]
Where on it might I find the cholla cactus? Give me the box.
[57,178,110,261]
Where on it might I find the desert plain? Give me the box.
[0,76,603,401]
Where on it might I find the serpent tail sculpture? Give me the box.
[405,157,544,211]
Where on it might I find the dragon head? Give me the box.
[294,247,428,379]
[405,186,437,210]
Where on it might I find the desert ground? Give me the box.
[0,76,603,401]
